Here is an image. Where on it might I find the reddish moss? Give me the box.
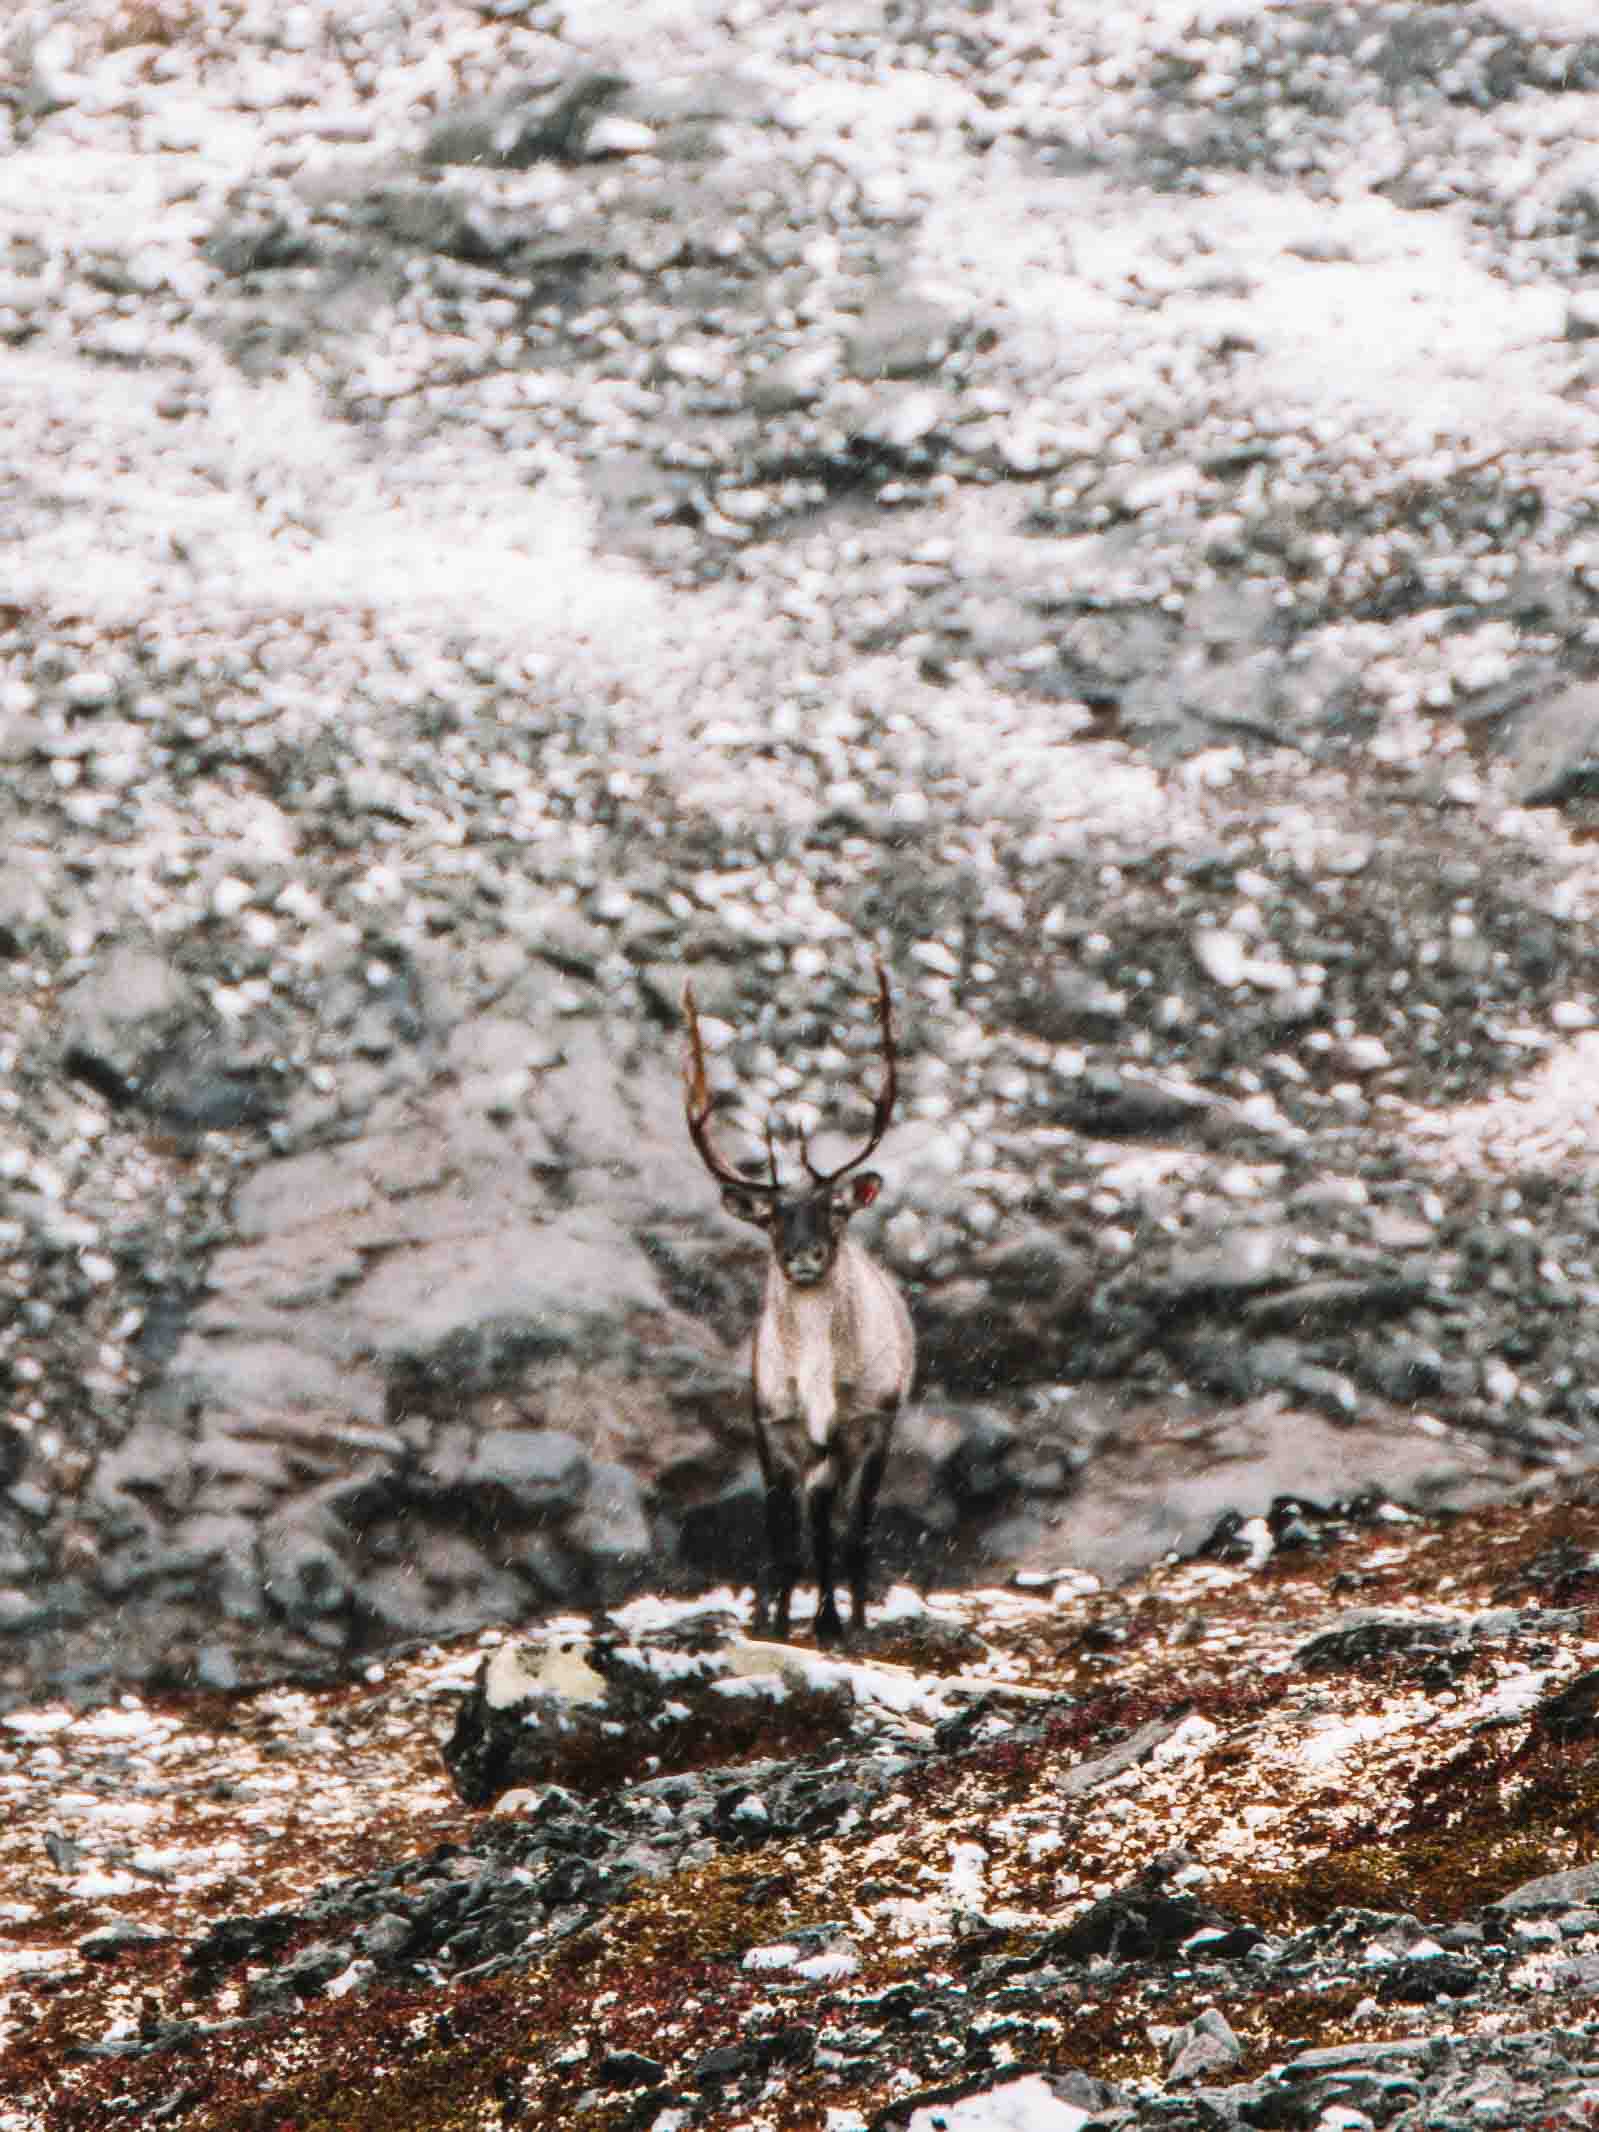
[1208,1725,1599,1931]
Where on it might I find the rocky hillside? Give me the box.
[10,1483,1599,2130]
[7,0,1599,1701]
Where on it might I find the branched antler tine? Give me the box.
[869,954,897,1142]
[810,958,898,1186]
[682,981,778,1194]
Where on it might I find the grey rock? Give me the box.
[1043,1869,1251,1963]
[59,946,194,1104]
[1295,1609,1465,1671]
[973,1507,1056,1562]
[747,347,837,415]
[1257,1345,1360,1422]
[1048,1068,1215,1139]
[0,1505,42,1581]
[942,1407,1019,1508]
[194,1643,243,1691]
[87,1420,190,1518]
[1363,1333,1449,1401]
[0,858,57,956]
[598,2049,668,2088]
[565,1461,653,1598]
[1496,683,1599,808]
[422,72,629,170]
[844,292,962,381]
[1166,2007,1244,2084]
[80,1922,170,1960]
[9,0,1599,1714]
[1494,1862,1599,1918]
[1243,1274,1432,1332]
[246,1939,354,2014]
[60,944,277,1129]
[154,1338,385,1435]
[373,1211,666,1400]
[677,1467,765,1584]
[462,1429,590,1517]
[1057,1714,1191,1802]
[0,1427,26,1494]
[1283,2040,1438,2073]
[1009,965,1128,1041]
[358,1545,535,1637]
[1533,1666,1599,1741]
[206,214,315,277]
[355,1914,414,1962]
[1160,1225,1302,1298]
[259,1506,354,1626]
[976,1230,1094,1307]
[0,1580,90,1632]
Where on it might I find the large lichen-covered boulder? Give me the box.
[440,1611,1039,1808]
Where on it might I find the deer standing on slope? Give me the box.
[682,963,916,1646]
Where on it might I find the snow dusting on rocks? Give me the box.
[9,1489,1599,2127]
[6,3,1599,2113]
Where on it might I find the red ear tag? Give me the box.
[852,1174,881,1207]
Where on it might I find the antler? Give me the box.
[803,960,898,1186]
[682,981,781,1196]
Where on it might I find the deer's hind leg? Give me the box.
[844,1416,895,1634]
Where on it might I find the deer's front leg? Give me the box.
[760,1460,802,1641]
[808,1460,842,1646]
[750,1415,798,1640]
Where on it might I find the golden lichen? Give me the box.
[591,1849,836,1970]
[102,0,195,51]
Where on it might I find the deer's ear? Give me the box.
[722,1186,772,1227]
[849,1172,882,1209]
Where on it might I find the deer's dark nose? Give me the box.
[782,1242,829,1285]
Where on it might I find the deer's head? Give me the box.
[683,963,897,1288]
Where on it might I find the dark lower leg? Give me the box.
[810,1482,841,1645]
[846,1442,889,1632]
[761,1473,801,1641]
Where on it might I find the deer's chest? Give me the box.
[752,1248,910,1448]
[755,1281,850,1425]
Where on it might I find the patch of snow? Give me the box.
[948,1840,990,1915]
[905,2073,1093,2132]
[81,1798,160,1827]
[65,1871,143,1899]
[1149,1715,1222,1765]
[324,1960,375,1998]
[710,1674,789,1701]
[1443,1665,1552,1730]
[0,1711,72,1737]
[1297,1708,1415,1772]
[0,1949,71,1980]
[610,1589,747,1633]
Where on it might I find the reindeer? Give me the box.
[682,963,916,1646]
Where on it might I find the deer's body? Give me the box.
[683,964,916,1645]
[751,1236,914,1641]
[754,1236,914,1458]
